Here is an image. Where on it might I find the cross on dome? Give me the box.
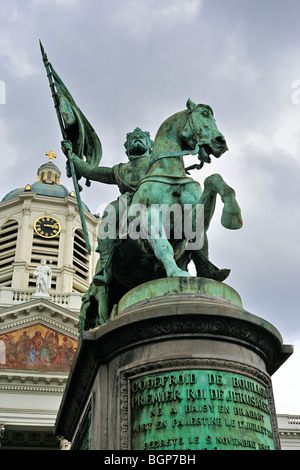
[46,150,57,163]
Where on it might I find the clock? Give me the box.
[34,216,61,239]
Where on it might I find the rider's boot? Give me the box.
[93,239,115,286]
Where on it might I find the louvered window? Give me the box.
[72,229,90,293]
[0,219,18,286]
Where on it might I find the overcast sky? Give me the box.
[0,0,299,415]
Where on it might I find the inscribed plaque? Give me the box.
[130,369,275,450]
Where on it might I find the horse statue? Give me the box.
[79,99,242,331]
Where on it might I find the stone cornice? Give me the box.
[0,369,67,394]
[0,298,79,338]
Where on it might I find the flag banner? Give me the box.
[49,64,102,185]
[40,41,94,253]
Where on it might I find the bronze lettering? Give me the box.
[186,388,207,400]
[216,437,256,449]
[208,373,223,385]
[130,370,275,450]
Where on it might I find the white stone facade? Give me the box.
[278,415,300,450]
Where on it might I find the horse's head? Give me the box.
[177,99,228,163]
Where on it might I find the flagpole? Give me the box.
[39,41,91,254]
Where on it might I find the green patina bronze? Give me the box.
[41,45,242,333]
[130,369,275,451]
[77,100,242,331]
[117,276,243,315]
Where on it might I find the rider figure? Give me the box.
[62,128,153,286]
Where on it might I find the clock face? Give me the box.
[34,216,61,239]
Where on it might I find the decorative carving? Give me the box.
[95,313,281,374]
[57,436,71,450]
[22,207,31,217]
[67,211,76,222]
[33,259,52,295]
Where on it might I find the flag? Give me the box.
[43,50,102,187]
[40,41,98,252]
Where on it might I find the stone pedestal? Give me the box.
[54,278,293,450]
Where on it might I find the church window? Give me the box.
[72,229,90,293]
[0,219,18,286]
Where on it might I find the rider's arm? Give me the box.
[71,154,116,184]
[62,141,117,185]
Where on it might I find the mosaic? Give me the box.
[0,324,77,371]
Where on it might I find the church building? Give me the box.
[0,151,99,449]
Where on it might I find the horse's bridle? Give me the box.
[145,107,209,174]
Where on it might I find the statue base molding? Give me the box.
[54,277,293,450]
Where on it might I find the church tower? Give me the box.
[0,150,99,294]
[0,151,99,449]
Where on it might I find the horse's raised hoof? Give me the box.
[221,209,243,230]
[221,191,243,230]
